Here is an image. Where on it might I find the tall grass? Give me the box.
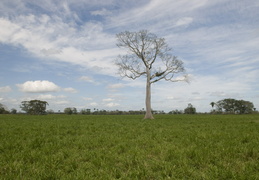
[0,114,258,179]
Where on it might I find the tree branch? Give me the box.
[150,56,187,84]
[115,55,146,80]
[116,30,188,84]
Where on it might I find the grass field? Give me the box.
[0,114,258,179]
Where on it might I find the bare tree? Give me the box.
[115,30,188,119]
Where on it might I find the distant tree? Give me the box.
[11,108,17,114]
[80,109,85,114]
[86,109,91,114]
[0,103,5,114]
[115,30,188,119]
[169,109,183,114]
[184,103,196,114]
[98,110,107,115]
[210,102,216,109]
[80,109,91,115]
[72,107,77,114]
[210,102,217,114]
[0,103,9,114]
[46,109,55,114]
[216,98,254,114]
[20,100,48,115]
[63,107,77,115]
[64,107,73,115]
[236,100,254,114]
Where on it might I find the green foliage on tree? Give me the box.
[46,109,54,114]
[80,109,91,115]
[64,107,77,115]
[0,103,9,114]
[0,104,5,114]
[210,102,215,108]
[64,107,73,115]
[184,103,196,114]
[72,107,77,114]
[168,109,183,114]
[216,98,254,114]
[20,100,48,115]
[11,108,17,114]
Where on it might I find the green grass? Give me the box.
[0,114,258,179]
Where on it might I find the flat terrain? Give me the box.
[0,114,258,179]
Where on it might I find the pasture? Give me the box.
[0,114,258,179]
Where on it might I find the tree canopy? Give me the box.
[0,103,9,114]
[184,103,196,114]
[64,107,77,115]
[215,98,254,114]
[20,100,49,115]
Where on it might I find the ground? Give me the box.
[0,114,258,179]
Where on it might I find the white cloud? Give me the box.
[91,8,111,16]
[209,91,240,98]
[83,97,93,101]
[192,92,200,95]
[210,91,228,97]
[107,0,207,30]
[35,94,66,100]
[16,80,60,93]
[0,86,12,93]
[37,94,56,100]
[41,48,62,56]
[107,83,125,89]
[102,98,114,102]
[188,96,205,101]
[166,96,181,100]
[0,14,117,75]
[55,100,70,105]
[63,87,78,93]
[0,18,19,43]
[175,17,193,27]
[90,102,98,106]
[79,76,94,83]
[105,102,120,108]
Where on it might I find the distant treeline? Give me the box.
[0,98,257,115]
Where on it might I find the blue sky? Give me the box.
[0,0,259,112]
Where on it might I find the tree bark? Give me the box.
[144,68,154,119]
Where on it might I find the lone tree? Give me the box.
[64,107,77,115]
[115,30,188,119]
[20,100,48,115]
[216,98,254,114]
[184,103,196,114]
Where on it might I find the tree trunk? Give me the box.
[144,68,154,119]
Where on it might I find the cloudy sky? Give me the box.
[0,0,258,113]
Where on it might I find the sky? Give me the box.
[0,0,259,113]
